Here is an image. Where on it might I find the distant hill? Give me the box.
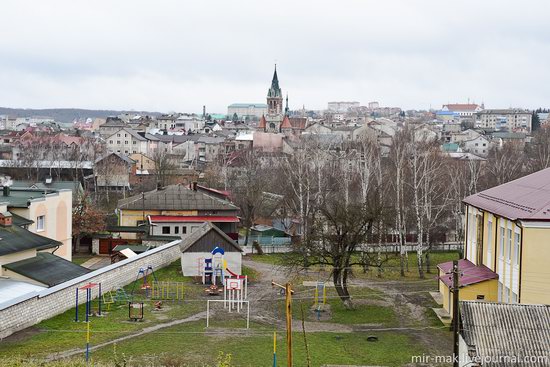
[0,107,162,124]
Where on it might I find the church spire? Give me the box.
[285,93,289,115]
[268,64,282,98]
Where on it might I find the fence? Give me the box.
[238,235,292,254]
[0,238,182,340]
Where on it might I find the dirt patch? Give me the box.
[0,326,41,343]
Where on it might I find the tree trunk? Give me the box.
[333,267,353,309]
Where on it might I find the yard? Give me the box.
[0,255,453,367]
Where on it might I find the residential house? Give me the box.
[459,301,550,367]
[441,103,483,118]
[98,117,128,137]
[93,153,134,192]
[116,183,240,241]
[0,186,73,260]
[438,167,550,316]
[0,201,89,291]
[462,135,490,157]
[105,128,158,156]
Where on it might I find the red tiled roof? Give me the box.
[149,215,239,223]
[258,115,266,129]
[281,115,292,129]
[444,104,480,111]
[289,117,307,129]
[438,259,498,288]
[463,167,550,221]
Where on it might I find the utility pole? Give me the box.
[451,260,460,367]
[272,281,294,367]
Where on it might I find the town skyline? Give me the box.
[1,0,550,112]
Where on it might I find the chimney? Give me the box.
[2,186,10,197]
[0,212,12,227]
[192,182,197,191]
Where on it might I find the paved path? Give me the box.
[80,256,111,270]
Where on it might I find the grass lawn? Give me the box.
[248,251,460,280]
[0,261,203,360]
[87,319,426,367]
[71,255,94,266]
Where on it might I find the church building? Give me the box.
[258,65,292,133]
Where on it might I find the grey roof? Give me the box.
[461,301,550,366]
[10,212,34,227]
[3,252,91,286]
[95,152,135,165]
[118,184,239,211]
[153,134,199,143]
[0,187,62,208]
[179,222,243,253]
[12,180,83,195]
[0,224,61,256]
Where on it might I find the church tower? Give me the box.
[260,65,285,133]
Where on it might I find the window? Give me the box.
[36,215,45,232]
[487,221,493,254]
[499,227,505,257]
[109,140,113,144]
[174,226,179,234]
[133,141,137,145]
[182,226,187,234]
[117,133,120,137]
[124,133,127,137]
[514,232,520,265]
[125,141,128,145]
[511,292,518,303]
[117,140,121,144]
[162,226,170,234]
[507,228,512,261]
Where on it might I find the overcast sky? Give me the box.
[1,0,549,113]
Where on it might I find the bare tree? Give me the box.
[486,142,524,187]
[152,149,177,188]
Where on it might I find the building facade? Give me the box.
[227,104,267,120]
[476,109,532,132]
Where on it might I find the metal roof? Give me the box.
[118,185,239,212]
[179,222,243,253]
[0,224,60,256]
[3,252,91,287]
[438,259,497,288]
[464,167,550,221]
[461,301,550,366]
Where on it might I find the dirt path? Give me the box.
[243,258,452,355]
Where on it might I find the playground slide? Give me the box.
[226,268,246,278]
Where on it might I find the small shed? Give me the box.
[180,222,243,277]
[250,225,290,238]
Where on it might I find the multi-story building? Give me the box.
[437,168,550,315]
[227,103,267,120]
[327,101,360,112]
[98,117,128,137]
[105,128,158,156]
[476,109,532,132]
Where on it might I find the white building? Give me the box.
[106,128,158,156]
[462,135,491,157]
[227,103,267,120]
[441,103,483,117]
[476,109,532,132]
[327,101,360,112]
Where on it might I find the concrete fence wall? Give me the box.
[0,239,182,340]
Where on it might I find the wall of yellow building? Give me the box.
[519,227,550,304]
[118,209,198,239]
[441,279,499,315]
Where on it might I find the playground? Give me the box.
[0,251,455,367]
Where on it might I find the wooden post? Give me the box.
[452,260,459,367]
[272,281,294,367]
[285,282,292,367]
